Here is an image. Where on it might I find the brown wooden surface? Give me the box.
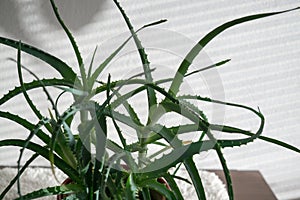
[211,170,277,200]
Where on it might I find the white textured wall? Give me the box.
[0,0,300,199]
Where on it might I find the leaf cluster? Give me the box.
[0,1,299,199]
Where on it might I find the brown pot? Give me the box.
[57,178,73,200]
[149,177,170,200]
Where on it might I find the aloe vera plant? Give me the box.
[0,0,299,199]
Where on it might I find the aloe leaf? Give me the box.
[139,179,176,200]
[13,51,61,138]
[178,99,208,122]
[168,7,300,96]
[162,96,262,149]
[233,130,300,153]
[109,85,145,110]
[0,110,76,169]
[183,158,206,200]
[154,122,300,153]
[0,111,50,144]
[15,184,84,200]
[149,145,171,159]
[126,174,138,200]
[179,95,260,115]
[49,0,85,86]
[60,122,77,166]
[170,175,191,185]
[0,139,81,183]
[184,59,231,77]
[21,64,58,115]
[49,105,82,175]
[160,101,209,132]
[18,64,77,171]
[108,79,143,127]
[89,19,165,90]
[0,78,72,106]
[107,109,142,131]
[0,153,39,199]
[149,124,183,148]
[106,74,128,148]
[141,140,215,174]
[142,19,167,29]
[93,77,171,96]
[113,0,157,110]
[163,173,184,200]
[0,37,78,83]
[258,136,300,153]
[87,46,98,80]
[215,145,233,200]
[110,105,127,148]
[177,95,265,147]
[108,82,177,112]
[94,108,107,176]
[17,43,43,120]
[54,85,89,96]
[144,124,200,145]
[141,188,151,200]
[17,117,51,195]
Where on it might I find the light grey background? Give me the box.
[0,0,300,199]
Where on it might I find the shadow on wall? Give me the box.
[0,0,106,41]
[39,0,106,30]
[0,0,25,39]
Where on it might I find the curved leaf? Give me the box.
[0,37,78,83]
[0,154,39,199]
[0,78,73,106]
[113,0,157,110]
[183,158,206,200]
[15,184,84,200]
[215,145,233,200]
[168,7,300,96]
[139,179,176,200]
[126,174,138,200]
[0,139,81,183]
[0,111,50,144]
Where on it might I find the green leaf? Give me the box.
[0,154,39,199]
[177,95,265,147]
[163,173,184,200]
[15,184,84,200]
[142,19,167,29]
[88,19,166,92]
[87,46,98,80]
[183,158,206,200]
[215,145,233,200]
[113,0,157,111]
[141,188,151,200]
[49,0,85,86]
[54,85,89,96]
[0,111,50,145]
[126,174,138,200]
[168,7,300,96]
[48,105,82,174]
[139,179,176,200]
[234,130,300,153]
[0,78,73,106]
[17,43,43,120]
[141,140,215,174]
[17,117,52,195]
[184,59,231,77]
[0,37,78,83]
[0,139,81,183]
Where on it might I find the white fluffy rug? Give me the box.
[0,167,228,199]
